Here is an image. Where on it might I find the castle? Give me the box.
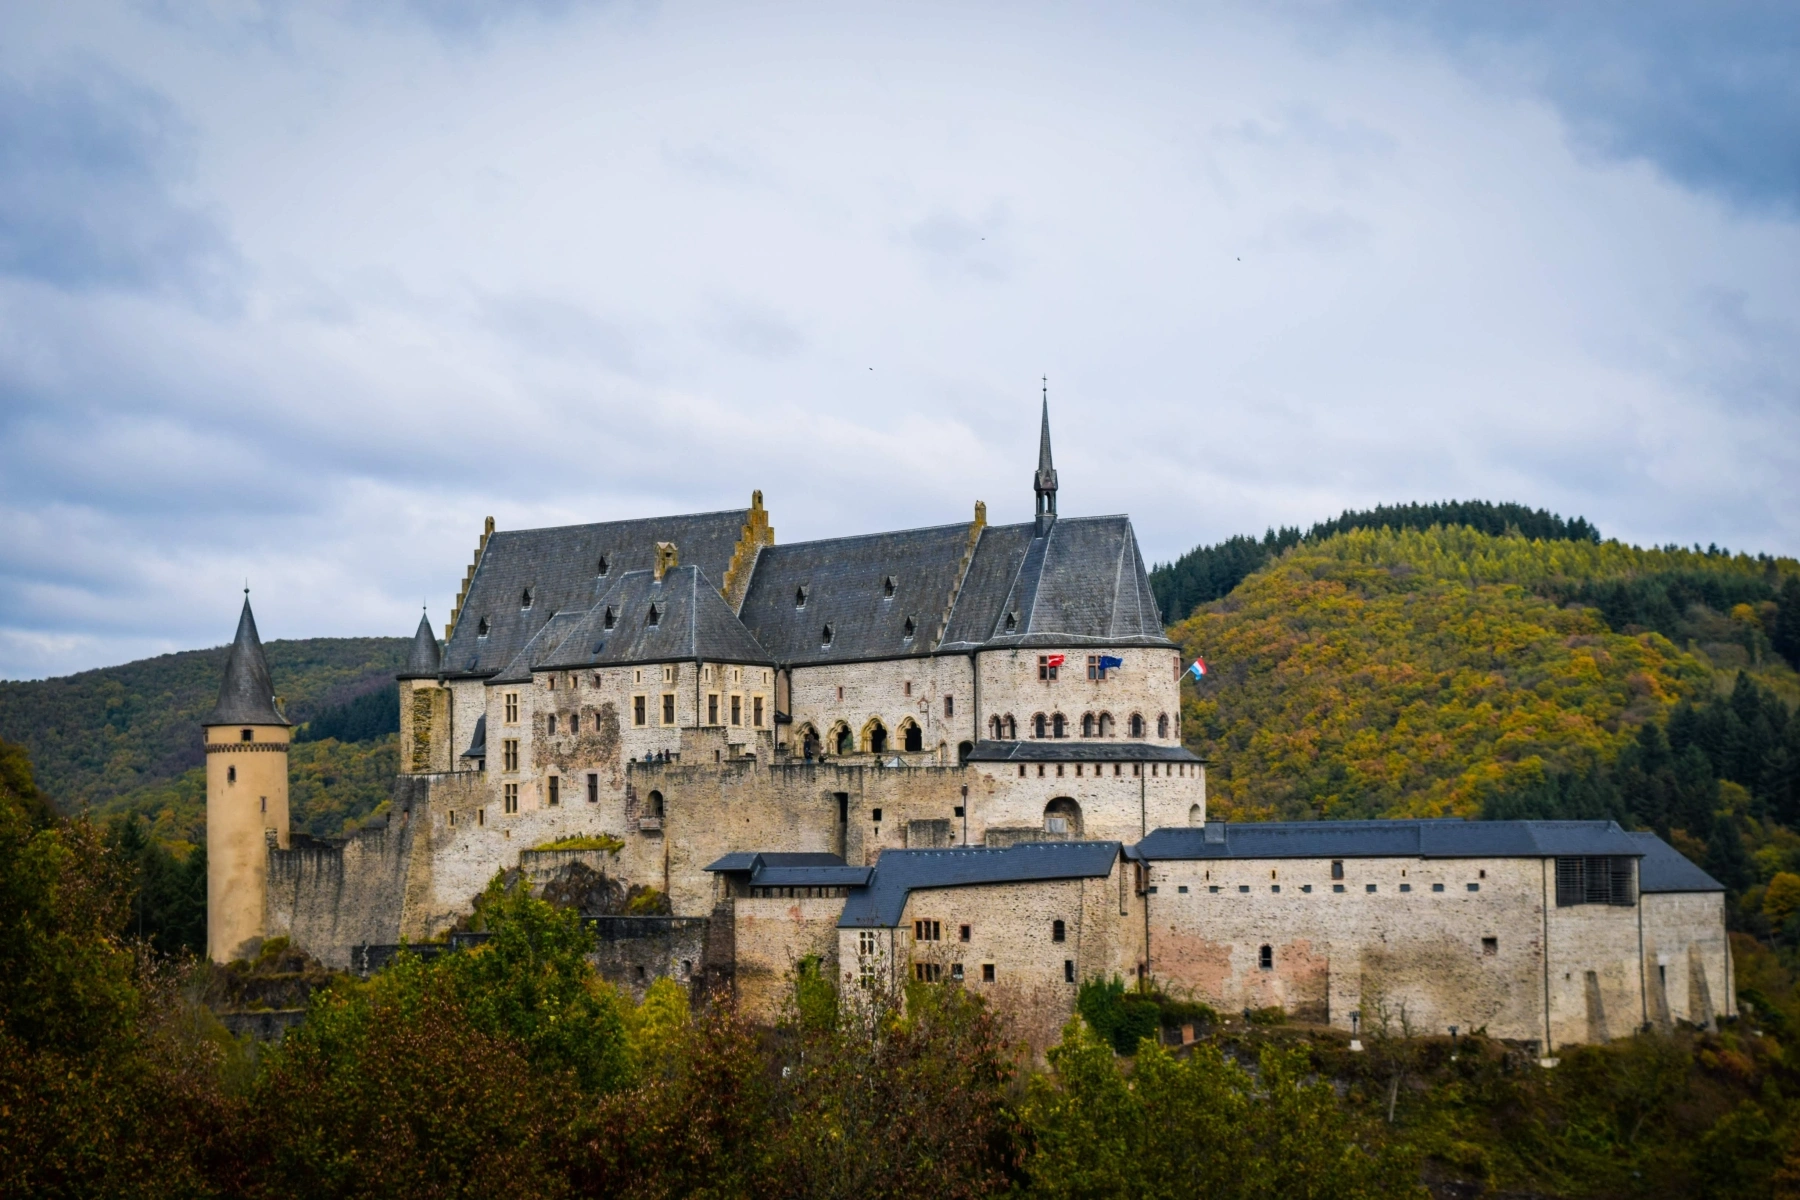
[204,403,1733,1052]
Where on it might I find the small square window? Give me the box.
[1400,883,1411,892]
[1330,860,1344,880]
[959,924,971,942]
[872,808,882,823]
[1482,937,1498,956]
[1271,885,1280,893]
[1238,885,1249,894]
[1467,882,1480,892]
[1365,884,1377,893]
[1177,885,1189,894]
[1432,883,1445,892]
[951,963,964,981]
[1332,884,1345,893]
[1301,884,1312,893]
[982,963,995,983]
[1208,885,1220,893]
[954,806,964,817]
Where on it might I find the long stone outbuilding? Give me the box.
[204,398,1732,1050]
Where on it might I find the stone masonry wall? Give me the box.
[1641,891,1734,1029]
[975,646,1184,747]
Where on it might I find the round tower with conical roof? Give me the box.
[397,609,451,773]
[203,593,290,962]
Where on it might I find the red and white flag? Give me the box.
[1046,654,1066,668]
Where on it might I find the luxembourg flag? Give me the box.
[1186,658,1208,681]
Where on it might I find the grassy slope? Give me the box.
[0,637,408,818]
[1173,527,1799,821]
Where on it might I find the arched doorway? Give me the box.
[829,722,852,756]
[1188,804,1203,826]
[957,740,973,764]
[863,719,888,754]
[1044,797,1082,837]
[900,719,923,752]
[795,723,820,759]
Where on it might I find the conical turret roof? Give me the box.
[204,596,288,726]
[401,610,442,678]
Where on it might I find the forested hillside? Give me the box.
[0,637,408,814]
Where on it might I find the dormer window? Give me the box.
[822,624,834,647]
[521,588,533,610]
[603,606,616,630]
[477,617,490,637]
[1004,612,1017,633]
[647,605,661,627]
[883,575,896,598]
[902,616,916,640]
[795,585,809,609]
[597,555,609,577]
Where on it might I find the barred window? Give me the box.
[1554,856,1636,906]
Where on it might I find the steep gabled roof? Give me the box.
[1134,819,1646,862]
[539,566,773,670]
[400,611,442,678]
[205,598,288,726]
[939,517,1170,651]
[441,509,751,678]
[839,841,1122,928]
[736,521,974,663]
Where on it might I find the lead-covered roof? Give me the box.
[441,510,750,678]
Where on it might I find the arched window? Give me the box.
[902,721,923,752]
[1188,804,1202,826]
[647,790,665,818]
[1033,713,1047,738]
[990,715,1004,739]
[1004,715,1017,739]
[957,740,973,764]
[1098,712,1114,737]
[865,721,888,754]
[1051,713,1066,738]
[477,617,490,637]
[1081,713,1095,737]
[833,724,853,755]
[1044,797,1082,837]
[521,588,533,609]
[1157,713,1170,738]
[1130,713,1145,738]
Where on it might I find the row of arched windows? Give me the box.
[990,711,1171,740]
[793,717,927,756]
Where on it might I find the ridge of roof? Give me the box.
[1135,819,1645,861]
[1628,831,1726,893]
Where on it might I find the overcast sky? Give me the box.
[2,1,1796,679]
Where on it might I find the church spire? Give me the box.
[1033,377,1058,536]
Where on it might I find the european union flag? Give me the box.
[1098,655,1124,671]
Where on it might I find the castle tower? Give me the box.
[203,594,290,962]
[1033,384,1058,536]
[397,609,451,774]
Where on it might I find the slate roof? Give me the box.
[539,566,773,670]
[491,609,587,684]
[706,851,850,872]
[965,740,1204,763]
[736,522,975,663]
[400,611,442,678]
[461,714,487,759]
[205,598,288,726]
[1134,819,1647,862]
[702,852,873,889]
[939,517,1170,651]
[440,509,750,678]
[839,841,1122,928]
[1629,831,1725,893]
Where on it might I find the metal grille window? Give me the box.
[1554,856,1637,906]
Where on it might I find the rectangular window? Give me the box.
[708,694,719,724]
[959,924,971,942]
[662,694,676,725]
[1038,655,1058,681]
[1064,959,1075,982]
[504,692,519,723]
[547,714,557,734]
[449,809,456,827]
[503,783,519,814]
[914,919,941,942]
[943,695,954,717]
[731,695,742,726]
[951,963,964,981]
[1331,860,1344,880]
[663,665,675,683]
[587,774,598,804]
[859,931,878,957]
[547,776,560,806]
[1087,654,1099,680]
[502,739,519,772]
[1052,919,1066,942]
[904,681,912,696]
[754,696,764,727]
[913,962,942,983]
[1555,857,1637,906]
[633,695,646,726]
[1482,937,1499,956]
[1365,884,1377,893]
[477,808,485,826]
[982,963,995,983]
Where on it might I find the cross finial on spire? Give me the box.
[1033,380,1058,536]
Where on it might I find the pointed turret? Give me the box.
[402,610,443,678]
[1033,384,1058,537]
[205,596,287,726]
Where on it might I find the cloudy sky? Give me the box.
[2,1,1796,679]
